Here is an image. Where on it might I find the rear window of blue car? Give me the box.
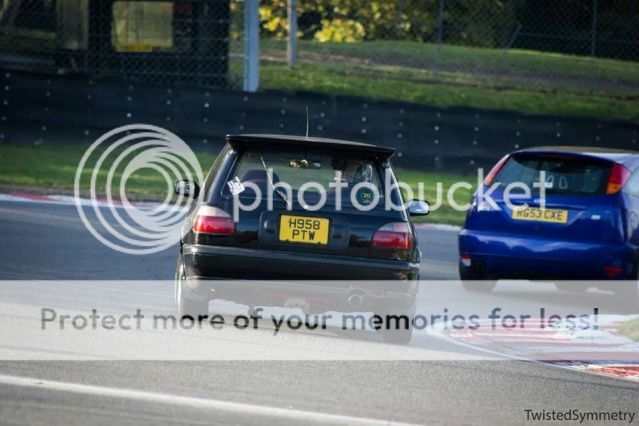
[495,154,611,195]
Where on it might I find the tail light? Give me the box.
[606,163,630,195]
[484,155,510,186]
[193,206,235,235]
[603,265,623,278]
[372,222,412,250]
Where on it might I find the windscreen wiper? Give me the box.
[260,155,290,205]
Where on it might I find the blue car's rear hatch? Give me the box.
[467,151,626,245]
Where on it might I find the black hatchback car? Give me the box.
[174,134,429,343]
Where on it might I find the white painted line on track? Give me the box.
[0,374,421,426]
[413,223,461,232]
[0,194,463,231]
[0,193,164,210]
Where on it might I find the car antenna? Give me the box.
[305,105,309,139]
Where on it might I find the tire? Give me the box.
[175,254,210,319]
[461,281,497,292]
[376,306,415,345]
[178,295,210,319]
[608,263,639,310]
[380,326,413,345]
[614,282,638,298]
[459,265,497,292]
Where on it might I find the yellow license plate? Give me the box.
[512,207,568,224]
[279,215,329,245]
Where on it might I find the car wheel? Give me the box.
[175,255,210,318]
[598,264,639,310]
[178,295,210,319]
[459,265,497,292]
[376,306,415,345]
[380,326,413,345]
[461,281,497,292]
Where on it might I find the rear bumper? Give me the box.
[459,229,636,280]
[181,244,419,311]
[183,244,420,280]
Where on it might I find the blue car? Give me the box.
[459,146,639,296]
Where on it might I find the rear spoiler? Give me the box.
[513,148,635,165]
[226,134,396,161]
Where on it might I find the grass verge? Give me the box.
[0,145,215,200]
[229,39,639,121]
[0,144,473,225]
[259,39,639,90]
[257,61,638,121]
[618,317,639,342]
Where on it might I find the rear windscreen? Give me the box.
[495,154,611,195]
[226,149,388,208]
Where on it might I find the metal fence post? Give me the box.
[396,0,404,36]
[287,0,298,68]
[435,0,445,67]
[243,0,260,92]
[590,0,598,59]
[589,0,598,83]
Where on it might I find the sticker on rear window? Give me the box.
[357,188,375,205]
[227,177,245,196]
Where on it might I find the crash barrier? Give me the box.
[2,70,638,170]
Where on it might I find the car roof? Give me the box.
[515,146,639,163]
[226,134,396,160]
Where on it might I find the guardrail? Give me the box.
[2,71,637,171]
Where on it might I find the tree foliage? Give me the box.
[256,0,639,60]
[259,0,439,43]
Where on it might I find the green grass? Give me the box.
[260,39,639,88]
[618,317,639,342]
[395,169,473,225]
[230,39,639,121]
[0,144,472,225]
[0,144,215,200]
[257,61,637,120]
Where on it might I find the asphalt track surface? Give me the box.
[0,200,637,425]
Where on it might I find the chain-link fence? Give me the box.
[1,0,638,118]
[255,0,639,111]
[0,0,235,87]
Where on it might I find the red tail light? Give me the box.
[606,163,630,195]
[603,265,623,278]
[193,206,235,235]
[484,155,510,186]
[372,222,412,249]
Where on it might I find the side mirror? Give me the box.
[408,199,430,216]
[175,180,200,198]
